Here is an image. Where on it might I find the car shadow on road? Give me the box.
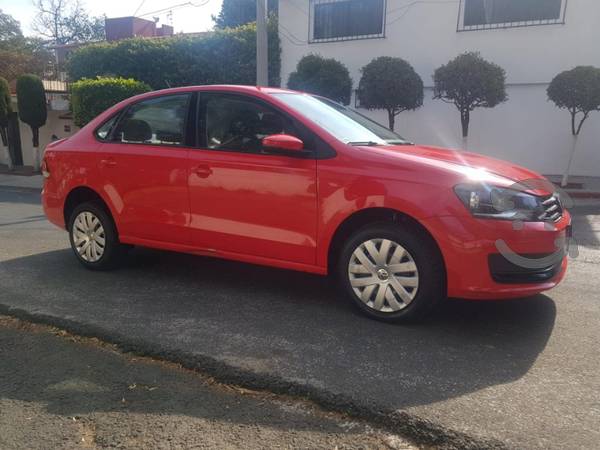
[0,247,557,415]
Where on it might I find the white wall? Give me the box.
[279,0,600,176]
[0,98,77,168]
[17,110,77,167]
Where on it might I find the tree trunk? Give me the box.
[460,109,469,138]
[387,109,395,131]
[0,126,7,147]
[32,127,40,172]
[0,127,12,170]
[561,134,579,188]
[458,109,470,150]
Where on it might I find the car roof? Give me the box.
[135,85,297,97]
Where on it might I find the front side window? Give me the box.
[459,0,566,31]
[203,94,299,153]
[271,93,409,146]
[310,0,385,42]
[112,94,190,145]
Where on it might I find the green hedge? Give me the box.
[71,77,151,127]
[67,21,281,89]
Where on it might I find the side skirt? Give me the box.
[119,235,328,276]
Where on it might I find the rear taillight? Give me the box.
[41,159,50,179]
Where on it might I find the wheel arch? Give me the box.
[327,207,446,279]
[63,186,116,232]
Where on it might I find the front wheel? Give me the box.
[68,202,124,270]
[338,223,445,322]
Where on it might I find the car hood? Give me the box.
[367,144,551,191]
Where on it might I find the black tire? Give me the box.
[67,201,124,270]
[338,222,445,322]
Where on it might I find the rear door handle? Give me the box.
[193,165,213,178]
[100,158,117,168]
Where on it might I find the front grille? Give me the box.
[538,194,563,222]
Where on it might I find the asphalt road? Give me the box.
[0,316,414,450]
[1,186,599,449]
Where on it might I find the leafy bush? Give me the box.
[287,54,352,105]
[358,56,423,130]
[547,66,600,186]
[433,52,506,139]
[16,74,46,170]
[67,21,281,89]
[71,77,151,127]
[16,74,47,148]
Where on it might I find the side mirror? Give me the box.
[262,134,304,152]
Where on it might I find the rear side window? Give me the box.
[112,94,190,146]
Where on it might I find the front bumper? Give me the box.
[422,211,571,299]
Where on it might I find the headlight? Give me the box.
[454,184,546,221]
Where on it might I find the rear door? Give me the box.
[96,93,192,245]
[187,92,318,265]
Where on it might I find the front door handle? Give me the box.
[100,158,117,168]
[193,165,213,178]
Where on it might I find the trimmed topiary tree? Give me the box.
[0,76,13,169]
[433,52,507,149]
[16,74,47,171]
[71,77,151,127]
[358,56,423,131]
[287,54,352,105]
[547,66,600,187]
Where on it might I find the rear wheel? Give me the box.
[338,223,445,322]
[68,202,123,270]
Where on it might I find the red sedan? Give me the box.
[41,85,570,321]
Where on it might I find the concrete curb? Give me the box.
[566,191,600,199]
[0,303,507,450]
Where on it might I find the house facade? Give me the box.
[278,0,600,176]
[0,80,76,170]
[0,16,176,171]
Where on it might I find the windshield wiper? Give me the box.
[386,140,413,145]
[347,141,382,146]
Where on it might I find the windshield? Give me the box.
[271,93,410,146]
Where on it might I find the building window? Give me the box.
[309,0,386,43]
[457,0,567,31]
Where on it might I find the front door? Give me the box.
[187,93,318,265]
[97,93,192,245]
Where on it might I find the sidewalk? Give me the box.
[545,175,600,199]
